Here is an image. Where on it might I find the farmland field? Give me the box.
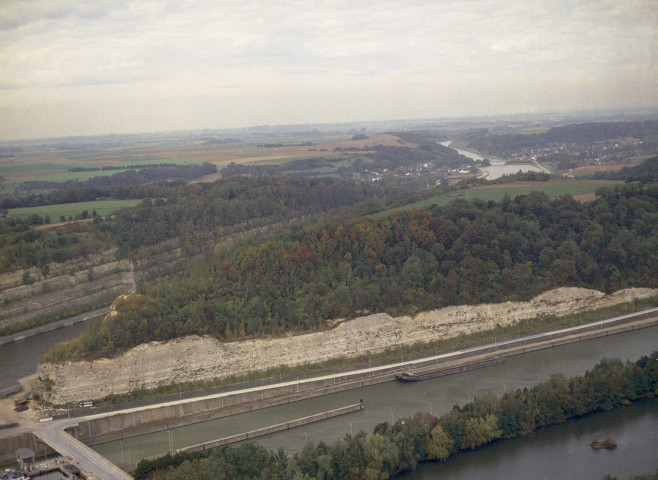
[0,156,203,183]
[8,199,143,220]
[379,180,623,214]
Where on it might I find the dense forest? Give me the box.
[134,352,658,480]
[461,121,658,157]
[43,179,658,361]
[0,177,430,273]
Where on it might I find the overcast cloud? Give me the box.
[0,0,655,139]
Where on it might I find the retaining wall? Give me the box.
[179,402,364,454]
[0,432,56,467]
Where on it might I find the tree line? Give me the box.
[588,156,658,183]
[221,135,473,181]
[43,180,657,361]
[134,351,658,480]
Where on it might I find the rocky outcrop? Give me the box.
[37,287,658,404]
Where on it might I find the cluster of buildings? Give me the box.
[358,162,477,184]
[507,137,645,167]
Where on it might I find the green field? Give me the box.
[378,181,623,215]
[0,162,107,175]
[9,169,130,183]
[8,199,143,220]
[2,157,203,183]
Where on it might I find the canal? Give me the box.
[90,325,657,472]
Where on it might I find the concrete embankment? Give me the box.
[69,374,380,446]
[143,402,365,463]
[0,381,22,399]
[1,309,655,468]
[0,431,58,467]
[0,307,110,346]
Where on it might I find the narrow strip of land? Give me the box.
[0,307,110,346]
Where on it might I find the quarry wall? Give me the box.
[37,287,658,404]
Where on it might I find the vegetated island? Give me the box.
[133,351,658,480]
[591,433,618,449]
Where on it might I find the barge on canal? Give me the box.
[395,355,503,382]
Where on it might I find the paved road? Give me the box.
[34,422,133,480]
[54,307,658,428]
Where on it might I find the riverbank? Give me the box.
[9,309,655,451]
[440,140,548,178]
[397,398,658,480]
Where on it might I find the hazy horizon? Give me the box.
[1,1,656,141]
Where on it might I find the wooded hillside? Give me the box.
[45,180,658,361]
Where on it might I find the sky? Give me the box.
[0,0,656,140]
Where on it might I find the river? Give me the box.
[439,140,543,179]
[398,398,657,480]
[89,326,658,473]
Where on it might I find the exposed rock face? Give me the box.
[37,287,657,404]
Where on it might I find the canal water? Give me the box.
[440,140,543,179]
[90,326,658,472]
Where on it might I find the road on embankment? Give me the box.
[34,422,133,480]
[89,310,657,468]
[0,306,110,346]
[55,307,658,430]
